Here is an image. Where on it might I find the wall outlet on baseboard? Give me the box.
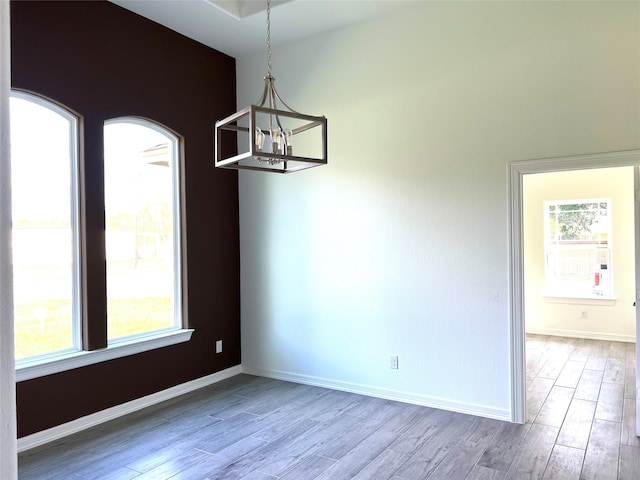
[215,340,223,354]
[390,355,399,369]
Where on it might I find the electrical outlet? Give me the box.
[581,310,588,319]
[390,355,398,369]
[216,340,222,353]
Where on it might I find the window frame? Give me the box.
[11,90,83,363]
[13,94,193,382]
[104,117,186,346]
[543,197,614,300]
[16,329,193,381]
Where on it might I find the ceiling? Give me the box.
[109,0,418,57]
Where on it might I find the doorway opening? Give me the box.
[508,150,640,426]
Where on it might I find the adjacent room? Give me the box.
[0,0,638,479]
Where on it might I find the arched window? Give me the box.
[104,118,183,342]
[10,91,81,361]
[12,98,190,378]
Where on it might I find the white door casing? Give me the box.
[0,1,17,478]
[508,149,640,425]
[634,165,640,436]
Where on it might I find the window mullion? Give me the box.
[80,118,107,350]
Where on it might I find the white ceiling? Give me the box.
[109,0,418,57]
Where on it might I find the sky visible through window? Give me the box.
[10,96,71,227]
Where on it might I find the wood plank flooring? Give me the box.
[18,335,639,479]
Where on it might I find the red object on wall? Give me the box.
[594,272,600,286]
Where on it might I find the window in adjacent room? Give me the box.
[104,119,184,342]
[544,198,612,299]
[10,91,81,361]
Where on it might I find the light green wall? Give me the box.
[524,167,636,341]
[237,1,640,419]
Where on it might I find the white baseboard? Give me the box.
[242,366,511,422]
[526,328,636,343]
[17,365,243,453]
[19,363,514,453]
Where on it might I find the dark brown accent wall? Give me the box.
[11,0,240,437]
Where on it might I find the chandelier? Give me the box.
[214,0,327,173]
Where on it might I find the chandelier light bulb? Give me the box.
[255,127,266,151]
[283,128,293,155]
[270,126,283,154]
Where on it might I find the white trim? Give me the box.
[16,328,194,382]
[637,387,640,437]
[541,295,616,306]
[17,364,243,453]
[526,328,635,344]
[636,166,640,437]
[17,363,514,454]
[0,1,17,477]
[242,366,511,422]
[508,160,526,424]
[508,149,640,426]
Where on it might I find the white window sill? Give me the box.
[541,293,616,306]
[16,328,194,382]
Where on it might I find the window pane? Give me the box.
[547,201,609,244]
[546,248,610,296]
[544,199,612,298]
[104,120,180,341]
[10,93,80,360]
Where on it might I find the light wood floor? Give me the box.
[18,335,639,479]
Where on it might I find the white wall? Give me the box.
[0,0,17,477]
[237,1,640,419]
[523,167,635,341]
